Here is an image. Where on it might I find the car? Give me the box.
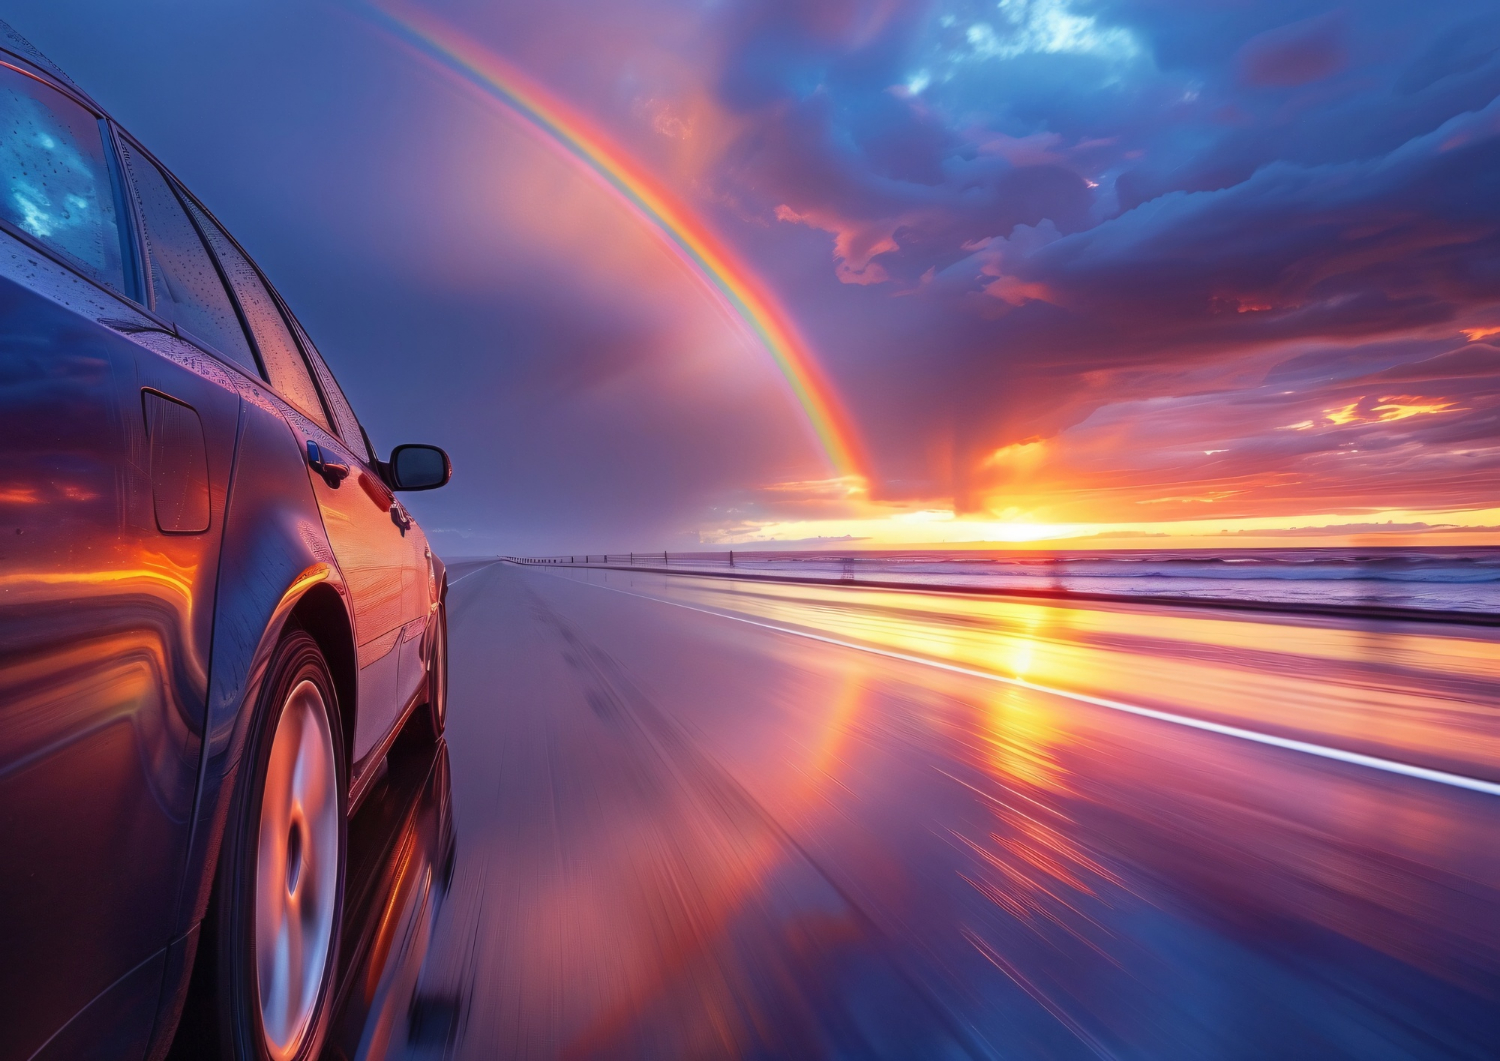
[0,22,451,1061]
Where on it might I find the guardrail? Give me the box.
[505,551,744,568]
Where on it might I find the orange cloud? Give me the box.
[1321,396,1459,426]
[983,275,1057,307]
[1370,396,1459,421]
[773,204,898,284]
[1324,400,1363,425]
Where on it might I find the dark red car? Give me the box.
[0,23,451,1061]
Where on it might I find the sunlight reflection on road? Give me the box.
[327,563,1500,1060]
[583,570,1500,782]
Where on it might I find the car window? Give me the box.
[294,320,370,460]
[0,63,127,293]
[116,138,256,372]
[184,198,333,432]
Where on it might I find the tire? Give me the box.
[174,629,347,1061]
[424,602,449,739]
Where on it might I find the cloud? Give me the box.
[1373,343,1500,380]
[1236,12,1347,88]
[1396,16,1500,96]
[969,94,1500,354]
[966,0,1141,63]
[1230,521,1497,537]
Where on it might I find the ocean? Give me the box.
[564,547,1500,615]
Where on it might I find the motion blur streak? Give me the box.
[573,572,1500,787]
[578,577,1500,798]
[344,0,866,482]
[331,560,1500,1059]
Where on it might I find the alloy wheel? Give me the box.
[254,678,340,1061]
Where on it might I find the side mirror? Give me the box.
[389,444,451,491]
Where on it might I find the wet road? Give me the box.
[324,560,1500,1060]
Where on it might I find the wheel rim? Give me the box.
[255,677,339,1061]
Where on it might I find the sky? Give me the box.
[14,0,1500,554]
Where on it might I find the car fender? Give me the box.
[172,393,353,939]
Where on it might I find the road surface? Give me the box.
[322,560,1500,1060]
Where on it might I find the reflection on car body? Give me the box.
[0,22,451,1061]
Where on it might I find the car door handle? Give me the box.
[306,440,350,488]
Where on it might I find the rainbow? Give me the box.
[347,1,865,480]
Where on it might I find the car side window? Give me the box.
[183,198,333,433]
[0,63,127,293]
[294,321,370,461]
[115,138,257,372]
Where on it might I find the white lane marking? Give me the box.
[564,574,1500,799]
[448,561,499,588]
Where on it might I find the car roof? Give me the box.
[0,18,373,457]
[0,18,100,110]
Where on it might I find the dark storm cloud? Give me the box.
[958,95,1500,357]
[674,0,1500,512]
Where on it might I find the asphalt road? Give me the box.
[323,560,1500,1060]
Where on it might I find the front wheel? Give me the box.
[424,602,448,739]
[175,628,347,1061]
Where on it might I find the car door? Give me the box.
[184,202,416,773]
[395,515,435,716]
[297,326,433,739]
[0,69,241,1061]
